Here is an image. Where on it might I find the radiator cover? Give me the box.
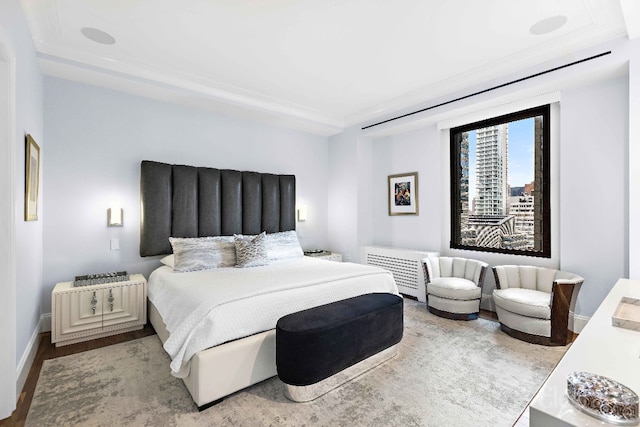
[363,246,438,302]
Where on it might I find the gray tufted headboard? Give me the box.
[139,160,296,257]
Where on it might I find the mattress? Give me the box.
[147,257,399,377]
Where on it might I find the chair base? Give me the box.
[427,305,478,321]
[499,323,567,346]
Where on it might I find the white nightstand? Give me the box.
[319,252,342,262]
[51,273,147,346]
[305,251,343,262]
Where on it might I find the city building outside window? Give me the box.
[450,104,551,257]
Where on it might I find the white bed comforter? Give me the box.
[147,257,399,378]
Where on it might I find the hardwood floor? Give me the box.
[479,308,499,322]
[0,324,156,427]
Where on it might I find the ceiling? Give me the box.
[19,0,638,135]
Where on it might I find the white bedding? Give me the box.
[147,257,399,378]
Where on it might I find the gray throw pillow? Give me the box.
[169,236,236,272]
[234,232,269,268]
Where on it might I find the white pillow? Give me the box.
[263,230,304,261]
[168,236,236,272]
[234,232,269,268]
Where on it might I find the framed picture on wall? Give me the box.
[25,134,40,221]
[388,172,418,215]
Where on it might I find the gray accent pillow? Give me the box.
[264,230,304,261]
[234,232,269,268]
[169,236,236,272]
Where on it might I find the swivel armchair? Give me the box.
[492,265,584,346]
[422,256,488,320]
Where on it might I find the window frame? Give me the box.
[449,104,551,258]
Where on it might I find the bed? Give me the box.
[140,161,400,409]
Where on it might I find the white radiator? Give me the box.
[363,246,438,302]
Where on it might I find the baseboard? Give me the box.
[570,312,590,334]
[41,312,51,333]
[480,293,495,312]
[16,313,50,399]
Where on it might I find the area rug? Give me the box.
[26,300,567,426]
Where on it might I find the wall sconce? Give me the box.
[107,204,123,227]
[297,205,307,222]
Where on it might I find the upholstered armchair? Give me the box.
[492,265,584,346]
[421,256,488,320]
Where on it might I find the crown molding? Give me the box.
[37,50,345,136]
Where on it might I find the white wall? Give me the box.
[370,126,442,252]
[329,45,632,320]
[559,76,628,317]
[0,0,43,418]
[362,76,628,319]
[629,43,640,279]
[43,77,329,312]
[366,107,561,311]
[327,127,362,262]
[0,26,17,422]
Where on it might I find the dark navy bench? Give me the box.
[275,293,403,401]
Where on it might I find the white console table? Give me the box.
[529,278,640,426]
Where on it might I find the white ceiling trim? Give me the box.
[39,56,346,136]
[361,89,561,139]
[35,45,346,131]
[435,92,561,131]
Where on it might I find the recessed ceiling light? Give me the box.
[529,15,568,36]
[81,27,116,45]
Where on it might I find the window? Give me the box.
[450,104,551,257]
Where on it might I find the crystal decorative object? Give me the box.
[73,271,129,287]
[567,371,639,426]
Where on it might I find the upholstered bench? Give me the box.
[276,293,403,402]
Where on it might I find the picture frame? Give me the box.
[25,134,40,221]
[388,172,418,215]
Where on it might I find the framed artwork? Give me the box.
[388,172,418,215]
[25,134,40,221]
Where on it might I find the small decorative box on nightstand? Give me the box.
[304,250,343,262]
[51,273,147,346]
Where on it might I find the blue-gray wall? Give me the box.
[42,77,330,311]
[0,0,43,417]
[329,45,632,321]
